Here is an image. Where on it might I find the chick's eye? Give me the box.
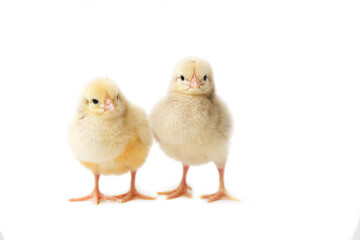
[116,95,119,100]
[91,99,99,104]
[180,75,185,81]
[203,75,208,81]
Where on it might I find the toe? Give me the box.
[200,193,217,199]
[69,195,93,202]
[158,189,178,195]
[136,193,156,200]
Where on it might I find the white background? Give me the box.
[0,0,360,239]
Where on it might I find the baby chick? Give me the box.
[68,77,154,204]
[150,57,237,203]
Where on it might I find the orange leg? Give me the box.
[69,173,117,205]
[113,171,155,203]
[201,168,238,203]
[158,165,192,199]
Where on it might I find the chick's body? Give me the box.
[68,103,150,175]
[68,77,153,204]
[150,57,237,202]
[151,93,231,168]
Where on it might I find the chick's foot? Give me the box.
[114,189,155,203]
[69,173,117,204]
[201,168,238,203]
[158,165,192,199]
[201,189,238,203]
[69,191,117,205]
[158,183,192,199]
[113,171,155,203]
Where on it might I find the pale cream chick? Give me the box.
[150,57,237,202]
[68,77,154,204]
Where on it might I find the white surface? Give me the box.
[353,221,360,240]
[0,0,360,240]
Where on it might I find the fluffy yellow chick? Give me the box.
[68,77,154,204]
[150,57,237,203]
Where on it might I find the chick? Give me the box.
[150,57,237,203]
[68,77,154,204]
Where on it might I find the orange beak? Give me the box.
[189,74,200,89]
[102,97,115,111]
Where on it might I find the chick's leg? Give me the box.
[201,168,238,203]
[69,173,117,204]
[113,171,155,203]
[158,165,192,199]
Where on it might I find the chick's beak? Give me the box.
[189,74,200,89]
[102,97,115,111]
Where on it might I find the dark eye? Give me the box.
[116,95,119,100]
[180,75,185,81]
[203,75,208,81]
[91,99,99,104]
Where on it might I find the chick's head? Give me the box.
[82,77,126,117]
[170,57,215,96]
